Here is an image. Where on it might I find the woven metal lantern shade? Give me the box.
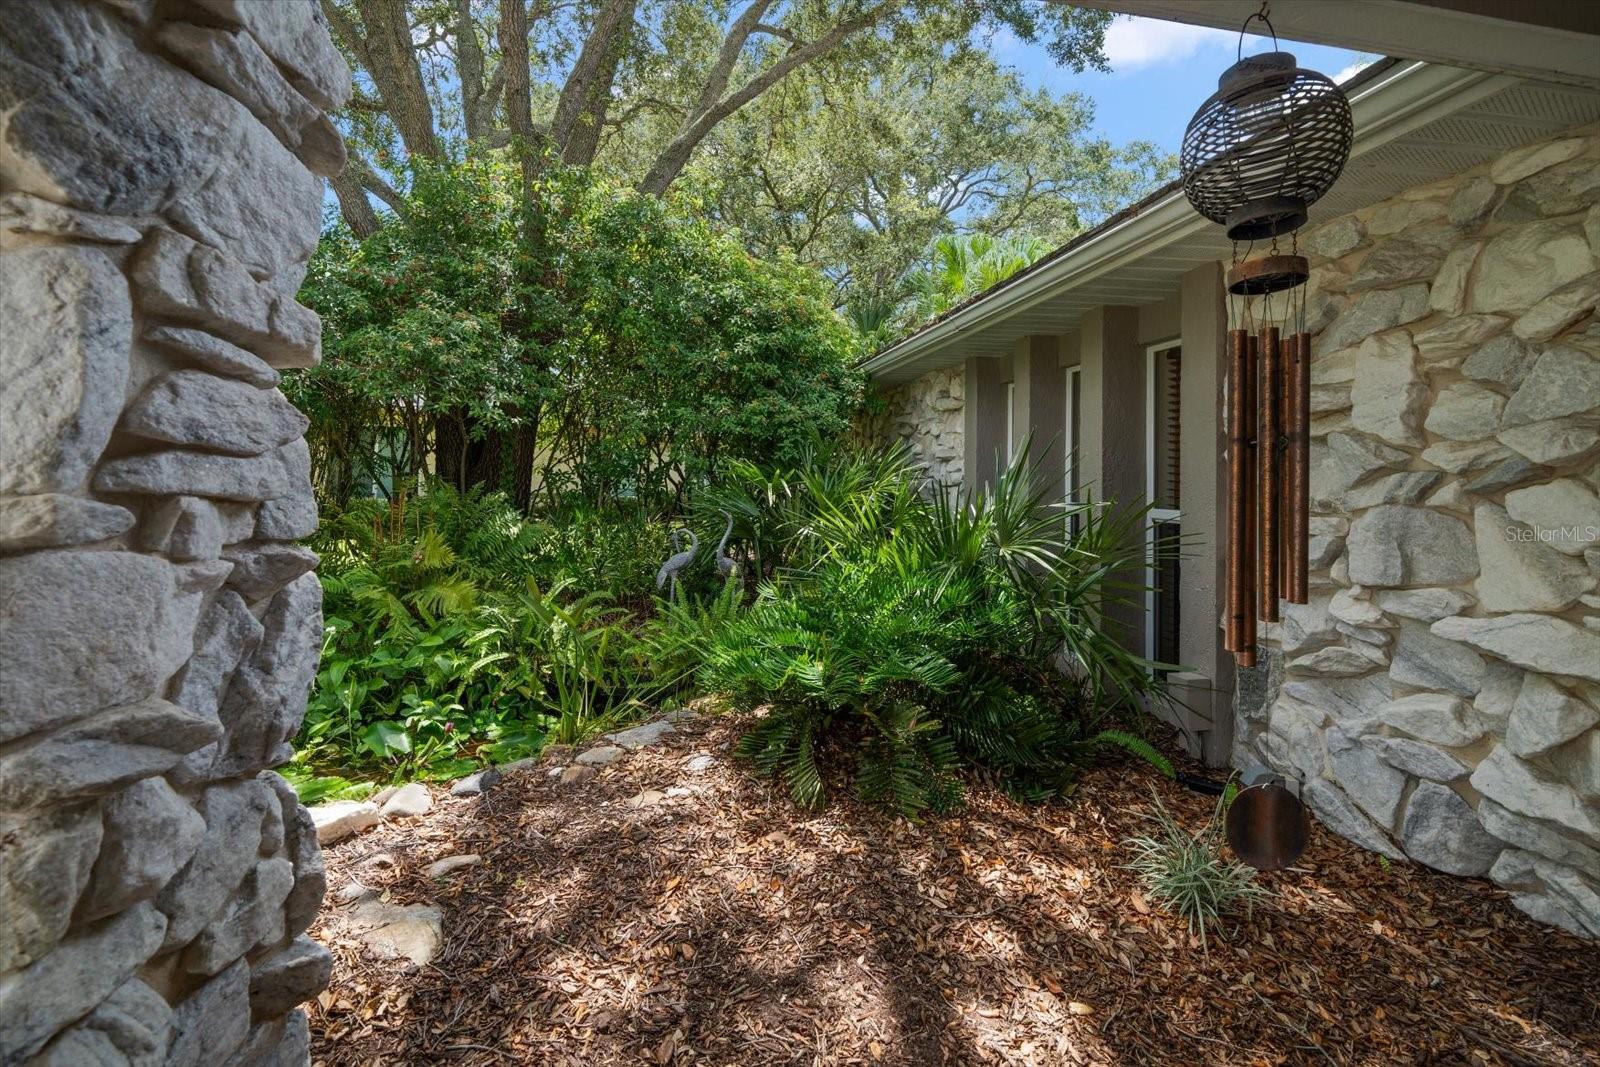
[1181,51,1353,241]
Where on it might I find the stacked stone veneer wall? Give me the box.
[1236,123,1600,937]
[0,2,347,1063]
[863,366,965,487]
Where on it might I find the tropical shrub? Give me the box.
[703,441,1176,817]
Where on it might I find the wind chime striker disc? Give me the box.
[1227,254,1310,296]
[1226,780,1310,870]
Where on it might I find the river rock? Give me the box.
[1399,783,1501,876]
[124,371,308,456]
[1347,506,1477,587]
[0,697,221,808]
[311,800,380,845]
[380,782,433,819]
[82,777,206,922]
[249,936,334,1019]
[0,245,130,494]
[0,494,134,553]
[0,803,103,972]
[346,901,443,967]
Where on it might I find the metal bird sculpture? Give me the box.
[714,511,739,580]
[655,527,698,597]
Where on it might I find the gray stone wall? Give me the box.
[0,2,347,1062]
[1236,124,1600,937]
[863,366,966,487]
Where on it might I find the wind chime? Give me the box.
[1179,4,1354,671]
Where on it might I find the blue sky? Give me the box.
[993,15,1376,154]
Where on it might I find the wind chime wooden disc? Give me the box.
[1226,780,1311,870]
[1227,254,1309,296]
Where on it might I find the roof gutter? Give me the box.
[862,59,1515,382]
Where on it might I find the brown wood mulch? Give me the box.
[309,715,1599,1067]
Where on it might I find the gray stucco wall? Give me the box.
[0,1,347,1061]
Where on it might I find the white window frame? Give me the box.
[1004,380,1017,468]
[1145,341,1182,663]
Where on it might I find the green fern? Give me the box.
[1092,729,1176,780]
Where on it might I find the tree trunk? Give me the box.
[435,410,468,490]
[354,0,444,160]
[329,168,380,237]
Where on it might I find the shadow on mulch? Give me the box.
[309,715,1600,1066]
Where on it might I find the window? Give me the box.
[1004,380,1017,468]
[1146,345,1182,668]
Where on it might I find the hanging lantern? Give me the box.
[1180,32,1353,240]
[1178,5,1353,670]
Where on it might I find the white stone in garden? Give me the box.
[1502,345,1600,428]
[1399,782,1502,876]
[0,805,103,973]
[1473,503,1594,612]
[1461,334,1539,391]
[1471,220,1594,314]
[425,855,482,879]
[450,767,501,796]
[0,551,209,740]
[1287,643,1386,676]
[1389,620,1485,698]
[1471,746,1600,843]
[1434,613,1600,684]
[1373,587,1476,622]
[575,745,625,766]
[1412,314,1508,365]
[1497,419,1600,466]
[1371,693,1485,747]
[145,325,281,388]
[346,901,443,967]
[1424,382,1505,441]
[1427,241,1481,316]
[1370,736,1470,781]
[124,371,309,456]
[1301,214,1365,260]
[310,800,380,844]
[0,904,169,1066]
[0,246,131,494]
[1316,284,1429,355]
[1329,588,1391,628]
[1505,674,1599,758]
[606,718,678,749]
[1505,479,1600,557]
[1490,137,1587,184]
[1346,505,1477,587]
[1513,276,1600,342]
[0,494,134,552]
[1349,331,1427,446]
[379,783,432,820]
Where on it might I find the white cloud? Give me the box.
[1332,56,1378,84]
[1102,16,1248,71]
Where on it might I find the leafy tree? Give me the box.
[291,158,862,512]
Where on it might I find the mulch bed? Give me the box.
[309,714,1600,1066]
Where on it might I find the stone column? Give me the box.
[0,2,347,1063]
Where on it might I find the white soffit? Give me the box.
[865,61,1600,385]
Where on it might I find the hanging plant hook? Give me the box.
[1237,2,1279,61]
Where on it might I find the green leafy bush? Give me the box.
[1123,791,1268,949]
[703,442,1176,817]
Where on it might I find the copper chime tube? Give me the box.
[1258,326,1281,624]
[1241,333,1257,665]
[1225,328,1249,656]
[1278,334,1293,604]
[1289,330,1311,603]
